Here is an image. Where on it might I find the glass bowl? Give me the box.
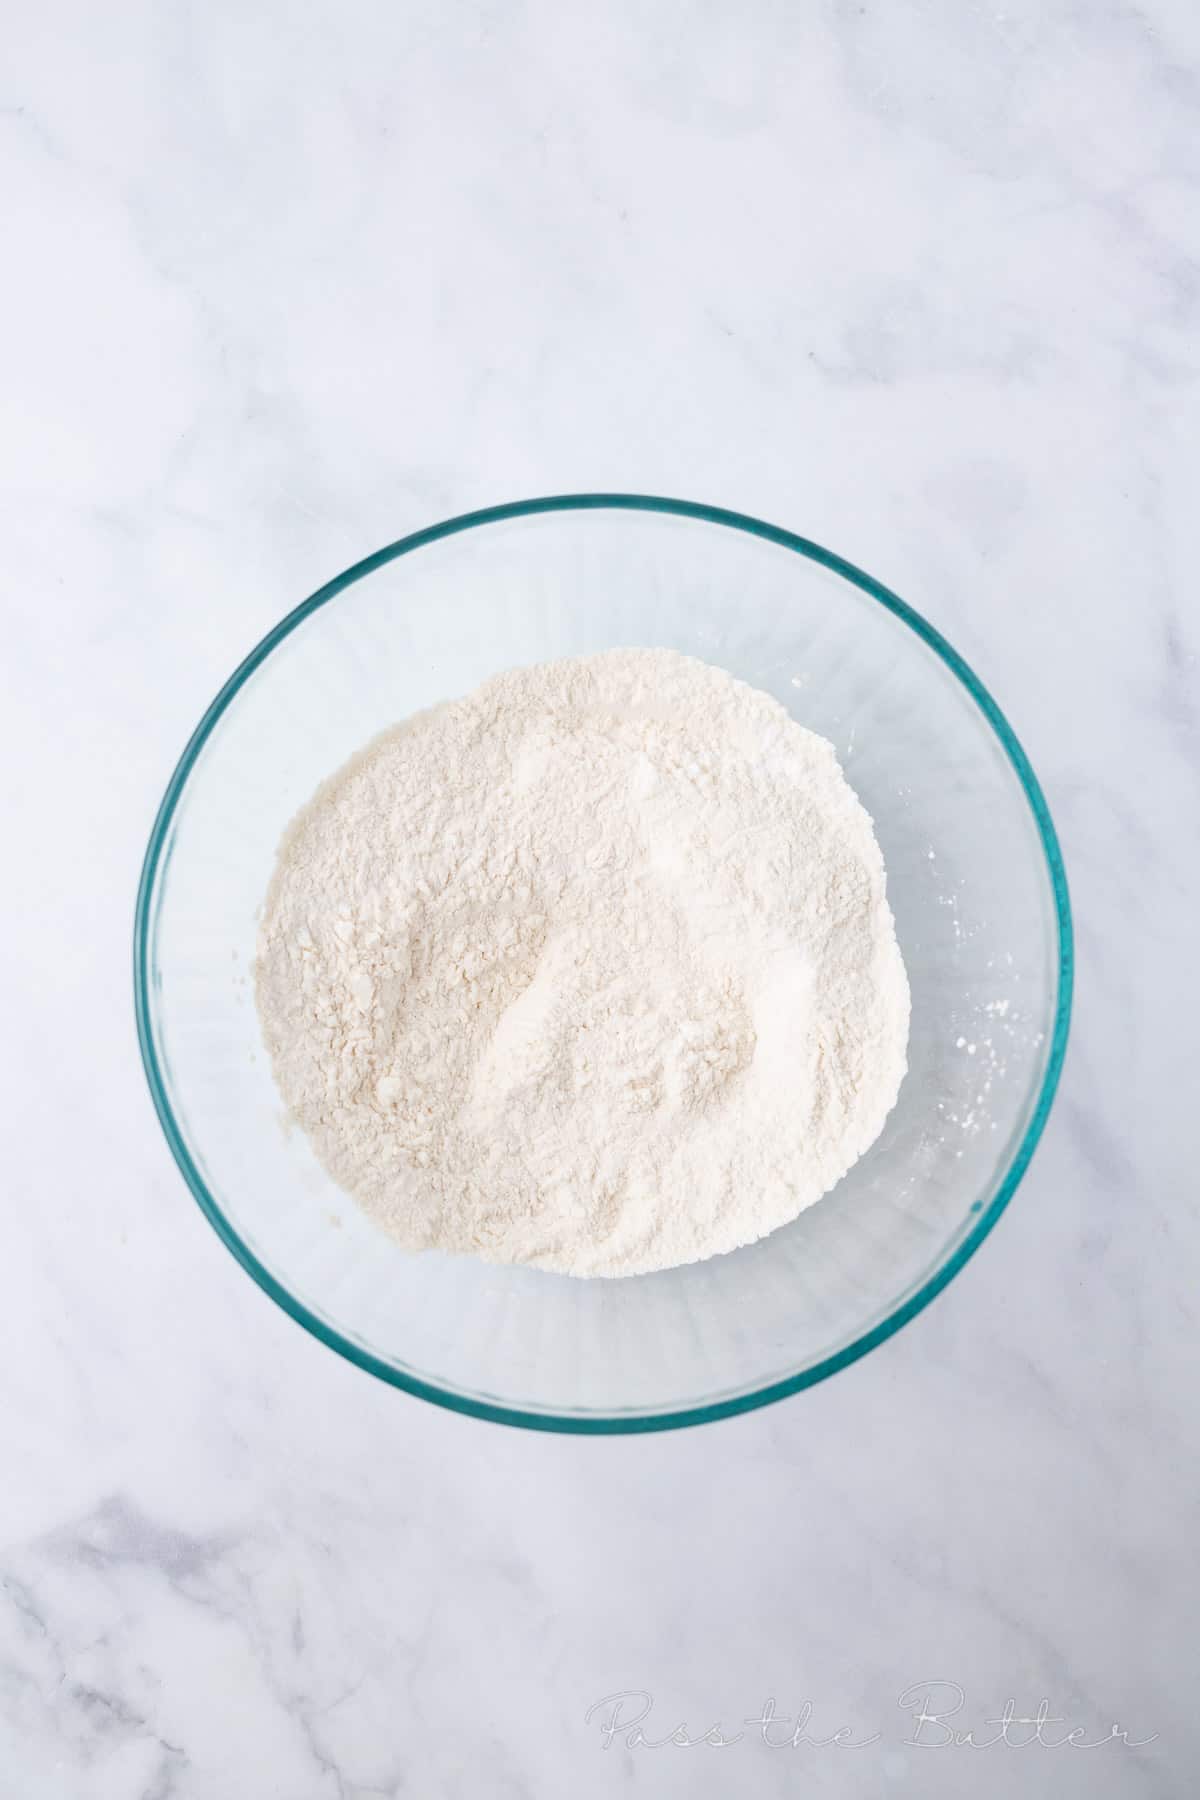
[135,496,1072,1432]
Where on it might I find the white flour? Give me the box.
[255,649,909,1276]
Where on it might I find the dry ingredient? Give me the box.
[255,649,909,1276]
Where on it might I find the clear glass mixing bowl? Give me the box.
[135,496,1072,1431]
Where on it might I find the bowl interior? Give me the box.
[138,498,1070,1429]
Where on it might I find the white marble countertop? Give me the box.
[3,3,1197,1795]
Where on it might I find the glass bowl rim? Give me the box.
[133,493,1074,1434]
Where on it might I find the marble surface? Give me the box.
[3,2,1197,1794]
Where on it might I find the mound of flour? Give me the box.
[255,649,909,1276]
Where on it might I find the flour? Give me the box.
[255,649,910,1276]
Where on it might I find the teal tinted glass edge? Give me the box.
[133,494,1074,1434]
